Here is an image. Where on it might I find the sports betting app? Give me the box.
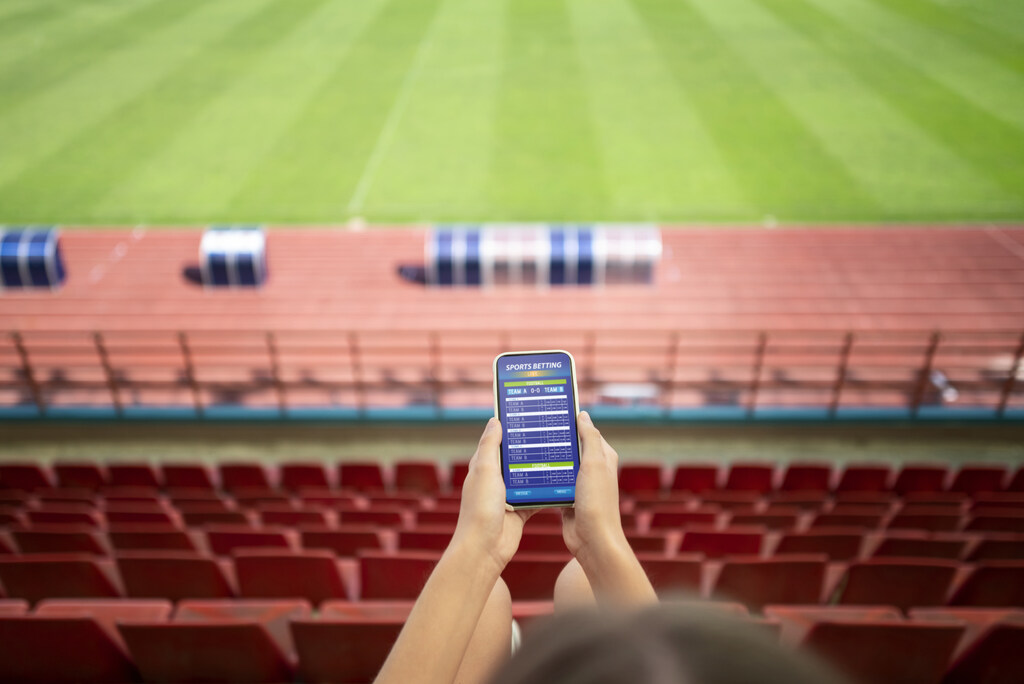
[496,351,580,505]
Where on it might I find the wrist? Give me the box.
[574,529,633,579]
[445,533,507,581]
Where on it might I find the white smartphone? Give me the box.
[493,350,581,509]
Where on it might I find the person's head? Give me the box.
[490,603,847,684]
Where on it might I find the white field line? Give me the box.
[346,5,442,215]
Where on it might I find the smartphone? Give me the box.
[493,350,581,509]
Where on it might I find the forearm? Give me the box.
[375,542,503,684]
[576,535,657,605]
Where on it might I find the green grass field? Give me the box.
[1,0,1023,225]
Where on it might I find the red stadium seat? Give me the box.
[0,599,29,615]
[219,462,274,491]
[728,510,800,530]
[893,464,948,496]
[713,555,827,612]
[108,525,199,552]
[12,525,107,555]
[519,530,569,554]
[235,549,350,604]
[966,536,1024,561]
[0,463,53,491]
[811,511,884,530]
[636,553,702,594]
[339,463,387,492]
[53,462,107,490]
[1009,467,1024,493]
[887,511,963,533]
[174,598,312,655]
[835,465,892,492]
[181,507,251,527]
[116,551,235,600]
[205,526,293,555]
[394,461,442,493]
[417,509,460,526]
[359,551,440,600]
[503,554,568,601]
[105,507,177,526]
[280,463,331,492]
[339,508,407,527]
[259,508,330,526]
[34,598,172,643]
[0,506,23,527]
[232,488,292,507]
[292,616,404,684]
[119,620,294,683]
[649,508,719,529]
[0,614,141,682]
[399,527,454,552]
[107,464,161,489]
[725,464,775,493]
[699,490,762,510]
[964,511,1024,533]
[833,558,959,611]
[910,607,1024,684]
[950,465,1008,496]
[780,463,832,492]
[101,487,162,504]
[618,464,664,494]
[670,464,719,493]
[297,489,363,507]
[0,554,121,603]
[171,494,235,511]
[625,531,671,554]
[321,599,414,619]
[161,463,216,490]
[871,534,967,560]
[26,507,101,527]
[301,526,386,557]
[678,528,762,558]
[37,487,97,505]
[450,461,470,490]
[774,529,864,561]
[949,561,1024,607]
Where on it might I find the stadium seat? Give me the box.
[780,463,832,492]
[34,598,173,642]
[678,528,762,558]
[339,508,407,527]
[636,553,703,594]
[219,463,274,491]
[670,464,719,493]
[0,463,53,491]
[966,536,1024,561]
[339,463,387,491]
[116,551,235,600]
[774,529,864,561]
[887,510,963,532]
[503,554,569,601]
[300,526,386,557]
[26,507,101,527]
[297,489,363,507]
[235,549,350,604]
[108,525,199,552]
[811,511,884,530]
[724,464,775,493]
[965,511,1024,533]
[0,554,122,603]
[712,555,827,612]
[949,561,1024,607]
[0,599,28,615]
[450,462,470,490]
[833,559,959,611]
[625,531,671,554]
[259,508,330,526]
[181,507,251,527]
[280,463,331,492]
[1009,467,1024,493]
[161,463,216,491]
[417,509,460,526]
[394,461,443,493]
[727,510,800,530]
[648,508,719,529]
[37,487,97,505]
[119,620,294,683]
[53,462,107,490]
[835,465,892,492]
[102,487,162,504]
[359,551,440,600]
[0,508,21,527]
[519,530,569,554]
[893,464,949,496]
[292,616,404,684]
[233,488,292,507]
[910,608,1024,684]
[205,526,293,555]
[174,598,312,655]
[871,534,967,560]
[619,464,664,494]
[698,490,762,510]
[107,464,161,489]
[12,525,107,555]
[105,507,177,526]
[399,527,455,552]
[950,465,1008,496]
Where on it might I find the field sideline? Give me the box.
[0,0,1022,225]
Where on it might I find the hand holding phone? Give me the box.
[493,350,581,509]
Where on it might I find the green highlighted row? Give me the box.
[509,461,574,470]
[504,379,567,387]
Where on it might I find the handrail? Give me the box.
[2,328,1022,418]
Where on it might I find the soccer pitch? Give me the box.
[0,0,1022,225]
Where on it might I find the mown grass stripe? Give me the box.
[0,0,331,222]
[0,0,190,103]
[488,0,609,221]
[864,0,1024,76]
[690,0,1019,220]
[630,0,880,220]
[94,0,389,224]
[0,0,66,41]
[567,0,748,220]
[756,0,1024,205]
[226,0,445,222]
[351,0,506,221]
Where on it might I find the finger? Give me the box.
[576,411,603,465]
[600,435,619,469]
[470,417,502,469]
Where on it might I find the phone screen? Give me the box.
[495,350,580,507]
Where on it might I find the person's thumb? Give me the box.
[577,411,601,463]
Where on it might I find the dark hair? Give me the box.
[489,603,847,684]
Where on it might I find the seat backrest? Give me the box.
[942,622,1024,684]
[259,508,330,526]
[713,555,827,612]
[339,463,387,491]
[871,535,966,560]
[450,462,470,490]
[54,463,107,490]
[280,463,330,492]
[398,528,455,552]
[670,465,719,493]
[774,529,863,561]
[292,617,404,684]
[107,525,199,552]
[834,559,959,611]
[300,526,385,557]
[0,554,121,603]
[175,598,312,655]
[234,549,350,604]
[893,465,948,496]
[618,464,663,494]
[949,562,1024,608]
[635,553,703,594]
[161,464,216,491]
[966,537,1024,562]
[950,466,1008,496]
[725,464,775,493]
[119,620,294,683]
[116,552,235,600]
[0,616,139,683]
[34,598,173,647]
[205,526,292,555]
[359,551,441,600]
[394,462,442,493]
[218,463,273,491]
[107,464,161,489]
[678,528,763,558]
[780,463,832,492]
[835,465,891,493]
[12,526,107,555]
[0,599,29,615]
[0,464,53,491]
[502,554,571,601]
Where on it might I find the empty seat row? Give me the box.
[2,551,1022,612]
